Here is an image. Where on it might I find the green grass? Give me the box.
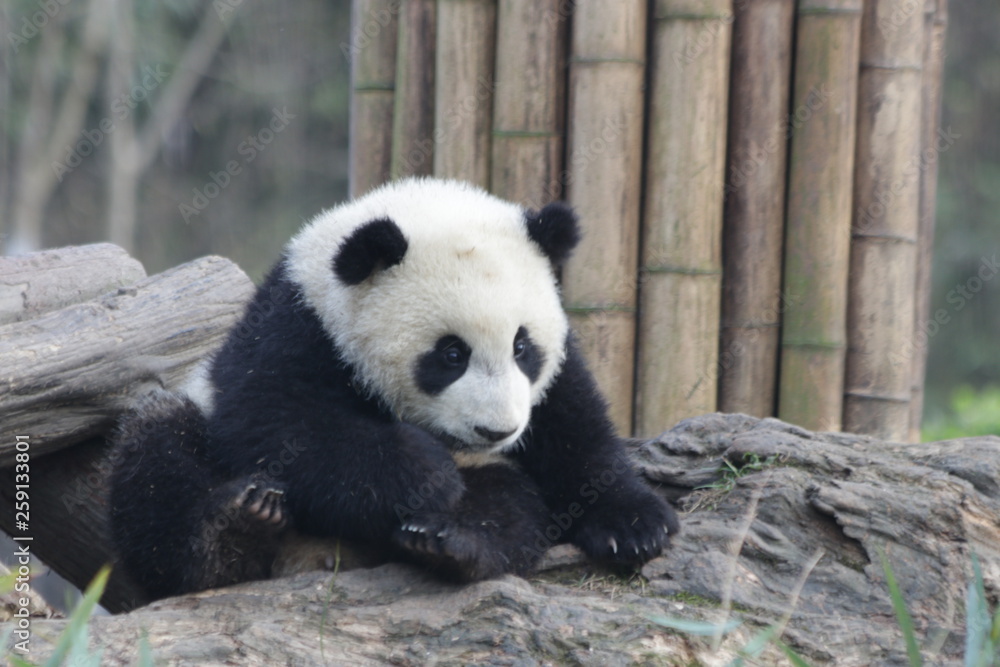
[3,567,153,667]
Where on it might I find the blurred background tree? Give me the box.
[1,0,350,279]
[922,2,1000,439]
[0,0,996,437]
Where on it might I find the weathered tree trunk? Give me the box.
[9,414,999,665]
[635,0,732,436]
[561,0,647,433]
[0,251,254,463]
[0,243,145,325]
[777,0,863,432]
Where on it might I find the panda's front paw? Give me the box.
[573,492,679,569]
[392,513,516,582]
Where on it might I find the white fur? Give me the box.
[285,178,569,452]
[181,360,217,416]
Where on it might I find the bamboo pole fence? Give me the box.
[777,0,863,434]
[718,0,795,418]
[346,0,949,443]
[843,0,926,439]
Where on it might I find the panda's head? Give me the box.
[286,178,580,453]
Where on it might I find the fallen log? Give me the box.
[0,243,146,325]
[0,253,254,464]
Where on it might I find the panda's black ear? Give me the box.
[332,218,409,285]
[525,202,581,267]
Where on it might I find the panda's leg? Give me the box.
[514,338,680,569]
[109,391,288,600]
[184,471,288,594]
[391,463,549,581]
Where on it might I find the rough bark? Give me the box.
[8,414,998,665]
[0,243,145,325]
[0,253,254,464]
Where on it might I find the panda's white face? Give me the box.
[286,178,576,453]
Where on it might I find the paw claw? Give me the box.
[609,537,618,555]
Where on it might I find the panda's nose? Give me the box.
[474,426,517,443]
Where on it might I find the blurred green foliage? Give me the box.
[925,3,1000,436]
[922,385,1000,442]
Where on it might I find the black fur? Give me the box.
[415,335,471,395]
[525,202,581,267]
[110,211,678,601]
[108,393,290,600]
[332,218,408,285]
[513,326,544,383]
[392,463,550,581]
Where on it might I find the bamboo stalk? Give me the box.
[776,0,862,433]
[490,0,567,208]
[717,0,795,418]
[635,0,732,437]
[843,0,926,440]
[908,0,949,442]
[561,0,647,433]
[349,0,399,197]
[433,0,496,187]
[391,0,436,179]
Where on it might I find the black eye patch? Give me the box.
[415,335,471,395]
[514,326,544,383]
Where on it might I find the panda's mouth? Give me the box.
[435,428,520,454]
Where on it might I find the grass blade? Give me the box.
[43,565,110,667]
[879,549,922,667]
[645,614,741,636]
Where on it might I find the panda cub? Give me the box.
[109,178,679,600]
